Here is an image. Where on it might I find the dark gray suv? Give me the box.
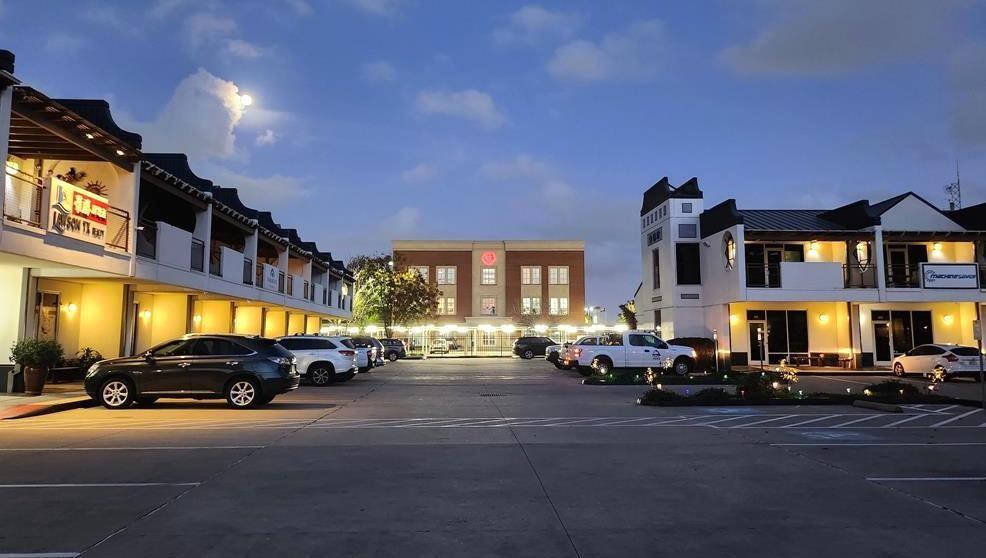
[84,334,300,409]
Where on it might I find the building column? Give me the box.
[873,227,886,300]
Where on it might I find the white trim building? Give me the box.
[635,177,986,369]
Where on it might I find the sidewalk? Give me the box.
[0,386,94,420]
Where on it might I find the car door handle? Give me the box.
[177,362,191,368]
[226,361,239,366]
[643,349,651,353]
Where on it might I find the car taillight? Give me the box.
[340,350,355,357]
[268,356,294,366]
[944,353,959,362]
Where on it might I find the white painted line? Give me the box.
[831,415,885,428]
[735,415,797,428]
[928,408,983,428]
[0,553,79,557]
[772,442,986,447]
[539,418,612,427]
[0,446,263,452]
[598,417,667,426]
[866,477,986,482]
[780,414,840,428]
[0,482,201,488]
[883,414,934,428]
[698,415,751,426]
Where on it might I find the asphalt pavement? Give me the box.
[1,358,984,557]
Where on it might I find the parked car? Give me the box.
[379,338,407,361]
[84,334,299,409]
[513,336,558,359]
[276,335,358,385]
[555,336,604,372]
[892,344,984,380]
[349,337,384,370]
[568,331,696,376]
[429,337,460,354]
[545,343,563,363]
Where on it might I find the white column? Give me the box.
[872,227,886,300]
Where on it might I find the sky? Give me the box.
[2,0,986,317]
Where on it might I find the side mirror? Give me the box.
[143,351,154,361]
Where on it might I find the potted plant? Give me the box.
[10,339,64,395]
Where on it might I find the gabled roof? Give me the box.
[640,177,702,216]
[55,99,142,151]
[739,209,858,232]
[946,202,986,231]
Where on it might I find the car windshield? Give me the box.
[338,338,356,349]
[256,337,293,358]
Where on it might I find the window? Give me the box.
[150,340,191,357]
[577,337,598,345]
[675,243,701,285]
[481,297,497,316]
[437,297,457,315]
[647,227,662,246]
[652,248,660,289]
[436,266,456,285]
[678,224,697,238]
[549,297,569,315]
[723,232,736,270]
[522,297,541,315]
[411,266,429,281]
[521,266,541,285]
[190,338,253,356]
[481,331,497,347]
[681,202,693,214]
[481,267,496,285]
[548,266,569,285]
[629,334,665,348]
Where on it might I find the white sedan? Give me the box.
[892,343,983,380]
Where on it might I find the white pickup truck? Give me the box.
[568,331,697,375]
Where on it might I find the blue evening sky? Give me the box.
[3,0,985,316]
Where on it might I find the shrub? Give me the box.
[10,339,64,369]
[667,337,717,372]
[861,380,921,400]
[688,388,732,403]
[638,388,683,404]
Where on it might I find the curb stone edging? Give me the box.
[0,396,96,420]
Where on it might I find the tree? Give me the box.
[349,254,442,337]
[618,300,638,330]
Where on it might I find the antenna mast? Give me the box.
[945,161,961,210]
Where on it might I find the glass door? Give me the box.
[748,321,766,367]
[35,292,60,341]
[873,322,892,364]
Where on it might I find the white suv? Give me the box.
[276,335,358,385]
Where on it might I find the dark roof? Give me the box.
[54,99,142,150]
[143,153,215,191]
[212,187,258,220]
[946,202,986,231]
[0,49,14,74]
[739,210,858,231]
[640,177,702,216]
[868,193,910,215]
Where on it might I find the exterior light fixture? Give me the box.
[115,149,125,156]
[729,314,738,325]
[85,133,94,140]
[193,314,202,323]
[808,240,819,253]
[140,310,152,320]
[942,314,954,325]
[818,313,829,324]
[854,241,871,270]
[63,302,78,313]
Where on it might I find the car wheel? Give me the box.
[522,349,535,360]
[309,364,334,386]
[893,363,905,377]
[99,378,135,409]
[226,378,260,409]
[593,358,611,375]
[673,357,693,376]
[135,396,158,407]
[388,352,398,362]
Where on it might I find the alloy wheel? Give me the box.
[893,363,904,377]
[675,360,690,375]
[102,380,130,408]
[311,367,331,385]
[229,381,256,407]
[523,350,534,359]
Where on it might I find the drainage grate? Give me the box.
[480,393,505,397]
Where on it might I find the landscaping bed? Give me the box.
[582,371,737,386]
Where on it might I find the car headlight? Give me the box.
[86,364,100,378]
[691,349,698,359]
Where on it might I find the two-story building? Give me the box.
[636,177,985,369]
[0,50,352,388]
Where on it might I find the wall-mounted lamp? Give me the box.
[64,302,78,313]
[192,314,202,323]
[818,313,830,324]
[140,310,152,320]
[808,240,819,253]
[729,314,738,325]
[942,314,954,326]
[932,242,943,252]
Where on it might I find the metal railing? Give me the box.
[843,264,877,288]
[746,262,781,288]
[278,271,285,293]
[3,169,43,228]
[286,274,294,296]
[209,248,222,276]
[243,258,253,285]
[135,219,157,258]
[191,238,205,272]
[105,206,130,251]
[304,280,311,300]
[885,263,920,288]
[982,266,986,289]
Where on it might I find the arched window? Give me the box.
[723,232,736,271]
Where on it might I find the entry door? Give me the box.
[748,321,767,365]
[873,322,892,364]
[35,292,60,341]
[886,246,908,287]
[765,246,783,288]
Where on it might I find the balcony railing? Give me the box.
[278,271,285,293]
[243,258,253,285]
[191,238,205,272]
[746,262,781,288]
[3,169,43,228]
[304,280,311,300]
[982,266,986,289]
[286,274,294,296]
[885,263,920,288]
[105,207,130,251]
[209,248,222,276]
[843,264,877,288]
[136,219,157,259]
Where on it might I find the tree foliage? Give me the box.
[618,300,638,330]
[349,254,442,336]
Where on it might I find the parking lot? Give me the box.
[1,358,985,557]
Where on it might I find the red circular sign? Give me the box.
[481,251,497,266]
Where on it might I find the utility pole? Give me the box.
[945,161,962,210]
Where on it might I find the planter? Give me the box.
[23,365,47,396]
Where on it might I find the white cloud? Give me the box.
[225,39,262,59]
[492,5,582,45]
[150,0,190,19]
[205,166,309,207]
[950,42,986,147]
[382,207,421,238]
[284,0,313,16]
[182,12,236,49]
[400,163,438,184]
[126,68,248,160]
[255,129,279,146]
[340,0,402,17]
[361,60,396,82]
[548,19,665,81]
[478,155,553,182]
[414,89,505,130]
[45,33,88,54]
[82,4,137,35]
[721,0,965,76]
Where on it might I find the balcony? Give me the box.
[191,238,204,272]
[136,219,157,259]
[105,207,130,251]
[243,258,253,285]
[747,262,876,290]
[3,168,43,228]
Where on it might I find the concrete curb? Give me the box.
[0,396,96,420]
[852,400,902,413]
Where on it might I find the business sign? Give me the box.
[921,263,979,289]
[263,263,279,290]
[47,177,108,246]
[481,251,497,265]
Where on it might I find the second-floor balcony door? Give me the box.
[885,244,927,288]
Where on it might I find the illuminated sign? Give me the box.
[481,251,496,265]
[47,177,108,246]
[921,263,979,289]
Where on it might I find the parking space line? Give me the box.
[735,415,797,428]
[928,408,983,428]
[0,446,263,452]
[866,477,986,482]
[0,482,201,488]
[884,414,935,427]
[831,415,885,428]
[772,442,986,447]
[780,414,840,428]
[0,553,79,557]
